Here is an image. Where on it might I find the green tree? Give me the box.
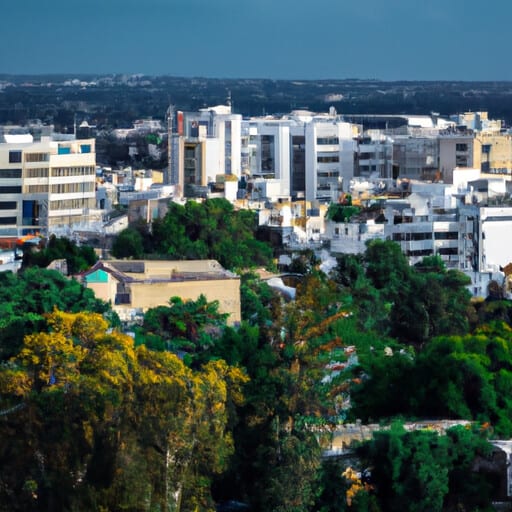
[22,235,97,274]
[149,198,273,270]
[111,226,145,259]
[0,268,110,361]
[358,423,495,512]
[0,310,247,512]
[141,295,229,366]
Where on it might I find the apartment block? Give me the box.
[169,105,242,197]
[326,170,512,298]
[0,132,96,238]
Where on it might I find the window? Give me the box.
[456,143,468,152]
[25,168,48,178]
[0,186,21,194]
[317,155,339,163]
[25,153,49,162]
[8,151,22,163]
[0,217,16,225]
[58,146,71,155]
[80,144,91,154]
[50,182,94,194]
[50,166,95,177]
[434,232,458,240]
[261,135,275,172]
[25,185,49,194]
[0,201,16,210]
[438,247,458,255]
[50,198,94,210]
[317,137,339,145]
[0,168,22,178]
[318,171,339,178]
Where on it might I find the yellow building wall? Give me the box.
[86,277,118,304]
[129,278,241,324]
[474,133,512,173]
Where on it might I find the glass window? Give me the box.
[8,151,22,163]
[0,186,21,194]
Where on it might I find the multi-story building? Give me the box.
[355,131,393,179]
[474,132,512,176]
[438,132,474,183]
[169,105,242,196]
[0,132,97,238]
[390,134,439,181]
[326,170,512,297]
[244,111,357,202]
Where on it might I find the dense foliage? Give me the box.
[112,198,274,271]
[22,235,98,275]
[352,423,497,512]
[0,268,110,361]
[3,238,512,511]
[0,310,247,511]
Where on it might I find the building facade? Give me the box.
[0,133,96,238]
[82,259,241,324]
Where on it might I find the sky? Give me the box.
[1,0,512,81]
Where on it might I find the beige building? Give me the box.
[438,133,474,184]
[474,132,512,176]
[81,259,241,324]
[0,132,96,238]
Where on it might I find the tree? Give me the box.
[111,226,145,259]
[22,235,98,275]
[0,310,248,512]
[148,198,273,270]
[357,423,496,512]
[0,268,110,361]
[141,295,229,366]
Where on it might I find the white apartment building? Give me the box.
[326,170,512,297]
[304,117,355,202]
[0,133,96,238]
[170,105,242,196]
[245,118,293,199]
[355,131,394,179]
[244,111,357,203]
[438,133,474,184]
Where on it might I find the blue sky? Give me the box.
[1,0,511,80]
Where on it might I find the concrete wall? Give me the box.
[129,278,241,324]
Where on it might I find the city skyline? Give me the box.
[1,0,512,81]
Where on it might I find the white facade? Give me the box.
[305,120,355,202]
[248,120,292,198]
[325,172,512,298]
[172,106,243,196]
[243,112,356,203]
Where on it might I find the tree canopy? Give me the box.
[0,310,247,512]
[21,235,98,275]
[0,268,110,361]
[112,198,274,270]
[2,237,512,511]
